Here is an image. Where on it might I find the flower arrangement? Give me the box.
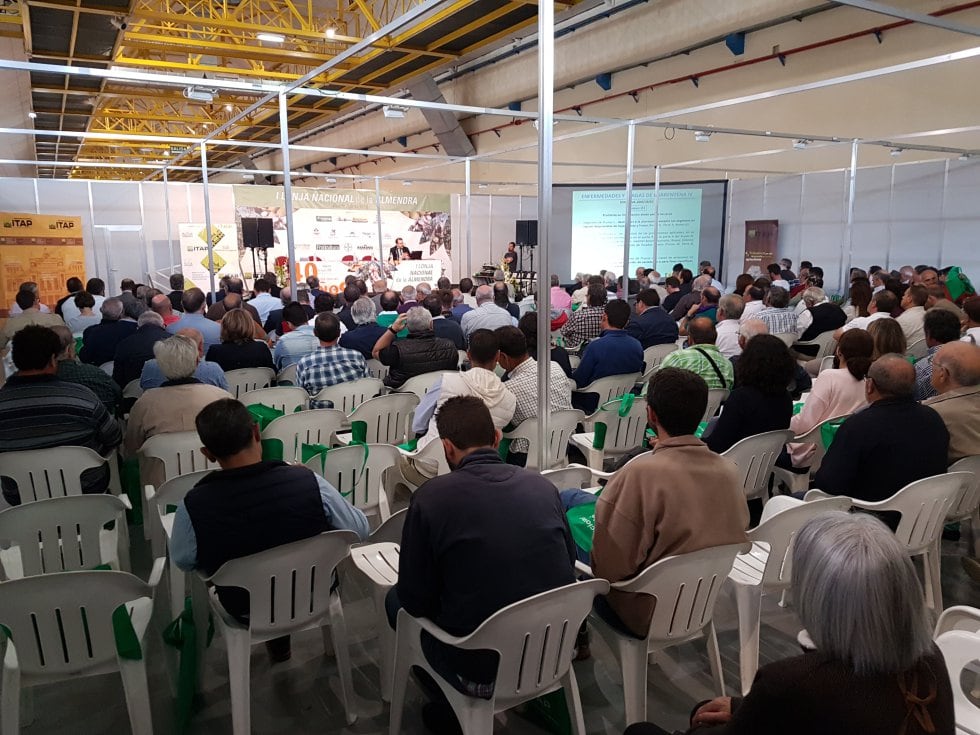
[273,256,288,287]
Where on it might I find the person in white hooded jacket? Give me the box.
[401,328,516,484]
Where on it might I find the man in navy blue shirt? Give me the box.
[338,297,387,359]
[572,300,644,413]
[626,288,679,349]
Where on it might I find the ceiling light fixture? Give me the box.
[108,15,128,30]
[325,26,337,38]
[694,131,711,143]
[792,139,810,150]
[382,105,408,119]
[402,180,412,186]
[257,32,285,43]
[27,111,37,119]
[890,147,904,157]
[958,153,971,161]
[183,86,215,103]
[224,104,233,112]
[325,177,337,184]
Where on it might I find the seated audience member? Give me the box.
[961,296,980,344]
[0,326,122,504]
[403,330,516,483]
[923,341,980,463]
[660,317,734,390]
[736,318,813,398]
[62,278,106,323]
[498,325,574,464]
[450,289,473,322]
[112,311,170,388]
[9,281,50,316]
[492,281,520,320]
[335,285,361,331]
[868,317,907,360]
[843,277,873,322]
[457,277,477,308]
[793,286,830,337]
[170,399,368,662]
[272,302,318,370]
[659,276,684,314]
[306,275,323,300]
[422,294,465,350]
[437,289,457,322]
[206,278,261,324]
[756,286,798,336]
[788,329,872,468]
[297,312,368,409]
[926,284,965,321]
[373,307,458,389]
[795,287,846,357]
[714,294,744,359]
[149,294,180,326]
[739,283,766,323]
[519,311,573,377]
[205,309,275,372]
[375,290,401,331]
[836,289,897,340]
[338,297,387,359]
[168,288,221,351]
[670,274,711,321]
[561,283,607,349]
[779,257,796,281]
[263,286,303,337]
[247,278,281,323]
[588,368,748,638]
[460,284,516,342]
[0,288,66,352]
[678,286,721,335]
[52,325,121,415]
[117,280,146,321]
[627,512,953,735]
[549,274,572,310]
[125,335,231,460]
[627,288,679,349]
[913,308,962,401]
[388,396,576,730]
[218,293,266,340]
[67,292,103,334]
[55,276,84,317]
[140,328,229,391]
[166,272,184,313]
[897,284,929,345]
[78,297,136,366]
[571,300,644,413]
[813,354,949,506]
[396,285,418,314]
[767,262,790,290]
[704,334,794,454]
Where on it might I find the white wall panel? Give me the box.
[889,161,945,270]
[0,179,37,212]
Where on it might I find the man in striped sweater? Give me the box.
[0,325,122,505]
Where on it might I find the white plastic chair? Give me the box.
[335,393,419,446]
[394,370,455,401]
[363,508,407,545]
[99,360,114,376]
[772,333,796,348]
[304,443,400,523]
[948,456,980,557]
[0,446,118,504]
[771,414,850,494]
[224,367,275,398]
[261,409,347,462]
[935,631,980,735]
[123,379,144,402]
[719,429,795,504]
[906,338,929,360]
[204,530,360,732]
[817,354,836,374]
[365,358,389,381]
[702,388,729,423]
[792,330,836,360]
[389,579,609,735]
[502,409,585,471]
[0,494,133,579]
[640,344,678,382]
[807,471,971,611]
[588,543,744,725]
[572,372,642,408]
[313,377,384,413]
[239,386,309,413]
[570,397,648,470]
[935,604,980,711]
[275,363,297,385]
[541,465,595,491]
[727,496,852,694]
[394,438,451,493]
[350,541,401,701]
[139,431,217,539]
[0,561,165,735]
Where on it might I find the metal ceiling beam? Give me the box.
[834,0,980,37]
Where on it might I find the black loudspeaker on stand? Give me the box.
[515,219,538,275]
[241,217,275,284]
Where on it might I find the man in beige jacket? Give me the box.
[923,340,980,464]
[591,367,750,638]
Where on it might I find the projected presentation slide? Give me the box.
[570,189,703,277]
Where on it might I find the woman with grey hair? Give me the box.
[626,511,954,735]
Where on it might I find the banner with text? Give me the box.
[177,223,240,291]
[233,185,452,291]
[1,212,84,314]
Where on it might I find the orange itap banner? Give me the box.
[0,213,85,315]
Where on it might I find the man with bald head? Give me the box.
[150,294,180,326]
[207,277,262,324]
[923,341,980,463]
[460,283,516,344]
[139,327,230,391]
[814,354,949,506]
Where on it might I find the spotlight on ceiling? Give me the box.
[694,130,712,143]
[792,139,810,150]
[183,86,215,103]
[890,147,904,157]
[109,15,128,30]
[382,105,408,119]
[27,111,37,119]
[325,26,337,38]
[325,177,337,184]
[958,153,971,161]
[256,32,285,43]
[224,104,233,112]
[402,180,412,186]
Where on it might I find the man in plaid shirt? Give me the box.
[755,286,799,336]
[560,283,607,349]
[297,312,367,409]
